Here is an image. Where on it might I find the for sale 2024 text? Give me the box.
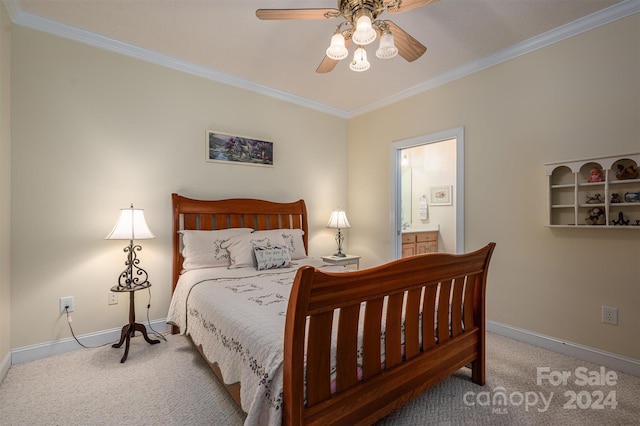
[537,366,618,410]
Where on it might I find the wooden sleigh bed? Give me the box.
[169,193,495,425]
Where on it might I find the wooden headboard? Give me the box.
[171,193,309,292]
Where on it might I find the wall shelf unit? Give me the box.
[545,153,640,228]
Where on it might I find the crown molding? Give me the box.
[5,0,638,119]
[2,0,19,21]
[349,0,640,117]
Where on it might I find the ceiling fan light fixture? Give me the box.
[352,14,376,46]
[349,46,370,72]
[256,1,431,74]
[326,32,349,60]
[376,31,398,59]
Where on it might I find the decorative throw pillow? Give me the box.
[222,233,288,269]
[253,246,291,270]
[251,229,307,259]
[179,228,253,271]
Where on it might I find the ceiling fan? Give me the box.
[256,0,438,73]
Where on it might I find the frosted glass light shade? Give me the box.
[352,15,376,46]
[326,33,349,60]
[349,46,370,72]
[376,32,398,59]
[326,209,351,229]
[106,206,155,240]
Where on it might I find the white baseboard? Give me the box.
[487,320,640,377]
[10,319,169,365]
[0,350,11,383]
[8,319,639,378]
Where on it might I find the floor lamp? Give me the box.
[106,204,160,362]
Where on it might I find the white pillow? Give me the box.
[254,246,291,270]
[179,228,253,271]
[222,232,288,269]
[251,229,307,260]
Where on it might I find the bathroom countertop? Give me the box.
[401,225,439,233]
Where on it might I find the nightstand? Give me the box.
[321,254,361,270]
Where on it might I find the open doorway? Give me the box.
[390,127,464,259]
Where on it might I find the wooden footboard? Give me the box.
[283,243,496,426]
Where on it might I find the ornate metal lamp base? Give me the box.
[334,229,346,257]
[113,241,151,291]
[109,240,160,362]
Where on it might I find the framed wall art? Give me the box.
[430,185,453,206]
[206,130,274,166]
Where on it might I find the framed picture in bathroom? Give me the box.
[430,185,452,206]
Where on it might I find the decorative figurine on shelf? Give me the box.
[585,194,602,204]
[612,211,629,226]
[585,207,606,225]
[624,192,640,202]
[587,168,605,182]
[610,193,622,203]
[615,164,638,180]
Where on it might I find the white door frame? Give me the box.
[390,127,465,259]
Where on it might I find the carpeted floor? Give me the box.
[0,332,638,425]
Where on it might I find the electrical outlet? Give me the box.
[602,306,618,325]
[60,296,74,314]
[108,292,118,305]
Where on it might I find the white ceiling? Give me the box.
[8,0,638,117]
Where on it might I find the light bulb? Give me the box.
[349,46,370,72]
[376,31,398,59]
[352,15,376,46]
[326,32,348,60]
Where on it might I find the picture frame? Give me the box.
[430,185,453,205]
[206,130,274,167]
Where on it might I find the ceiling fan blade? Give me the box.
[385,20,426,62]
[388,0,439,13]
[256,8,339,20]
[316,56,340,73]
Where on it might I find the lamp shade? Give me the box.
[326,209,351,229]
[349,46,370,72]
[106,205,155,240]
[376,31,398,59]
[326,32,349,60]
[352,14,376,46]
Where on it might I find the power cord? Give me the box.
[64,306,115,349]
[64,289,169,349]
[145,287,168,342]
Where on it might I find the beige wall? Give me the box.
[0,3,12,372]
[348,15,639,359]
[7,10,639,365]
[10,27,348,348]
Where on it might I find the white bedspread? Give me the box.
[166,258,344,426]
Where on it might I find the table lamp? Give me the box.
[326,208,351,257]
